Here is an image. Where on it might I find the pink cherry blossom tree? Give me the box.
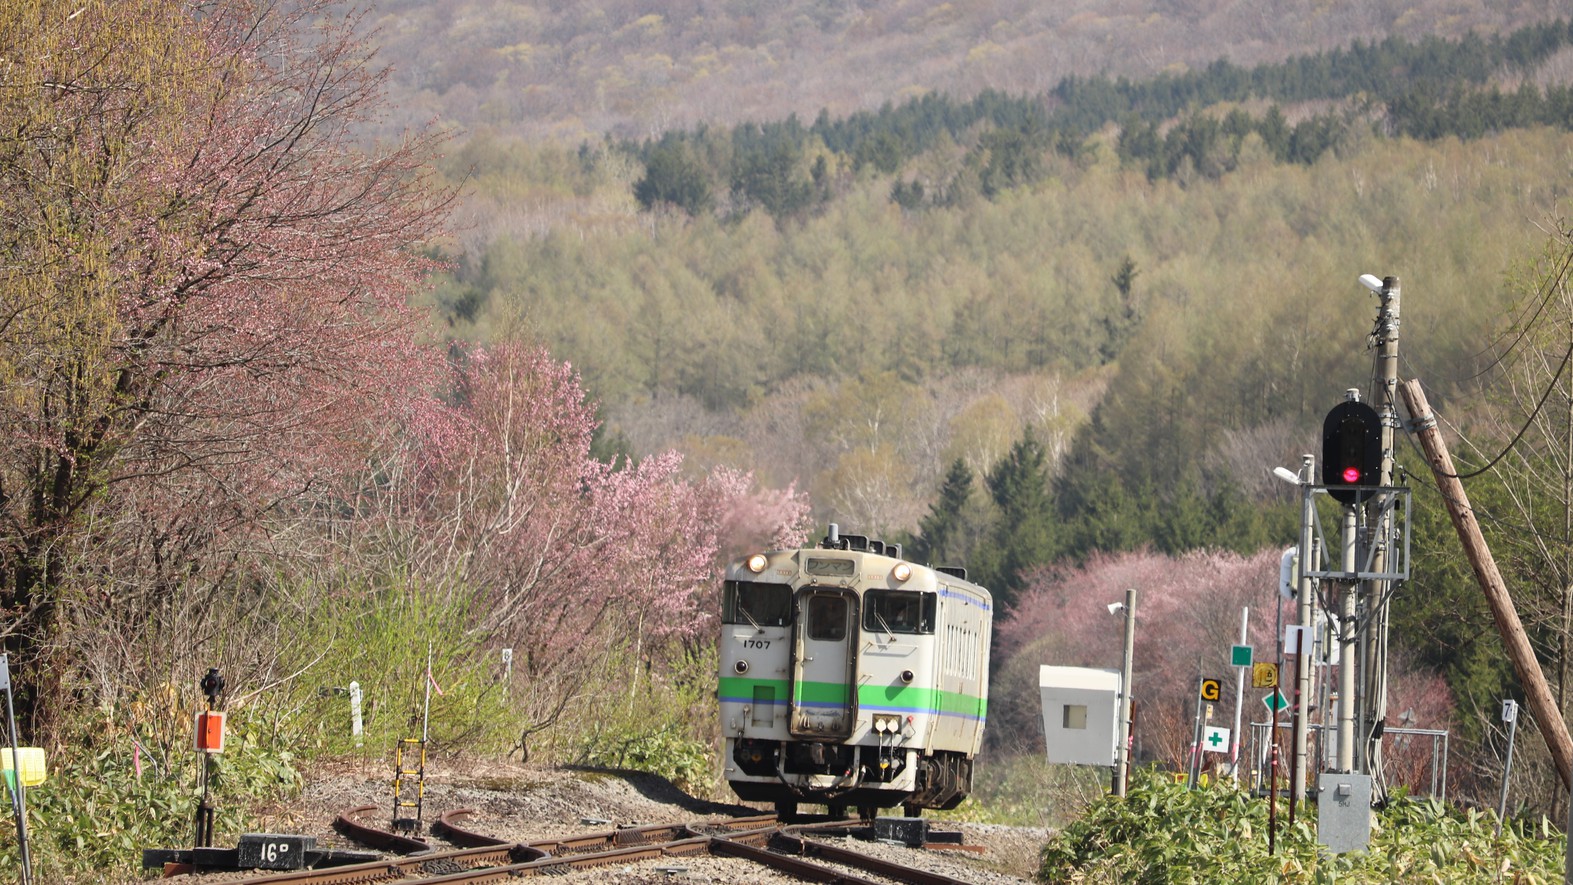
[347,341,810,751]
[994,548,1455,794]
[0,0,453,734]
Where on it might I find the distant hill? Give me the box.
[358,0,1568,143]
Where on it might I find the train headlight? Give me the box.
[891,562,912,582]
[900,669,915,684]
[746,553,768,573]
[734,660,749,674]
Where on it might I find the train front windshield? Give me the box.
[863,590,936,634]
[723,580,792,627]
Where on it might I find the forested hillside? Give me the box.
[424,23,1573,571]
[411,16,1573,818]
[356,0,1570,143]
[11,3,1573,876]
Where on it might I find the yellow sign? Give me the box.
[1252,662,1279,688]
[1200,678,1221,702]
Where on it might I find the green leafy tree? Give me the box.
[1152,475,1210,553]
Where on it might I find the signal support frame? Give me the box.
[1300,486,1411,583]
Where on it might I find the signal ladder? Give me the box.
[391,738,426,832]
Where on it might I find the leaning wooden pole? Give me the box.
[1400,378,1573,790]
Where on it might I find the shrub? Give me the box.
[0,725,300,882]
[1039,770,1566,883]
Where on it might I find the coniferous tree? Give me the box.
[634,140,713,215]
[978,432,1059,604]
[1153,475,1210,554]
[914,458,973,566]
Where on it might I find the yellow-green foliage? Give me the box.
[1039,771,1567,883]
[0,724,300,882]
[571,644,720,796]
[267,575,523,760]
[437,125,1573,512]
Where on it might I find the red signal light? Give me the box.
[1322,401,1382,505]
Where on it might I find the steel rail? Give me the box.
[237,809,972,884]
[778,826,974,885]
[432,809,519,849]
[333,805,431,855]
[710,836,891,884]
[225,844,529,885]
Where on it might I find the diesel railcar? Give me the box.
[718,525,991,818]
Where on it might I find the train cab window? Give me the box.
[863,590,936,635]
[723,581,792,627]
[806,595,849,641]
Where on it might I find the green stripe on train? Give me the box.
[719,677,987,718]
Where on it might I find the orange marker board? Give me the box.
[195,711,226,753]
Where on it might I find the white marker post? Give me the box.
[349,681,363,748]
[1230,609,1250,772]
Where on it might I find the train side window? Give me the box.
[723,581,792,627]
[863,590,936,634]
[807,595,848,641]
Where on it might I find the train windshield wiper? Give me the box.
[871,606,895,641]
[737,600,765,634]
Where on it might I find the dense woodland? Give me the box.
[4,1,1573,877]
[353,0,1571,143]
[422,16,1573,817]
[428,21,1573,588]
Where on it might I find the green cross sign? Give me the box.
[1203,725,1229,752]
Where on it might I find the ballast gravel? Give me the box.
[134,756,1047,883]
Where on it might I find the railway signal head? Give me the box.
[1321,400,1382,505]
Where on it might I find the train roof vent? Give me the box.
[935,566,968,580]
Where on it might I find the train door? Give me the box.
[789,588,858,739]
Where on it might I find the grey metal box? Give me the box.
[1317,773,1372,854]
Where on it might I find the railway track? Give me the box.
[230,808,978,884]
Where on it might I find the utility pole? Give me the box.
[1403,376,1573,883]
[1292,455,1315,805]
[1363,276,1400,787]
[1399,378,1573,789]
[1114,588,1136,797]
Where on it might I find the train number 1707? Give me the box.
[743,639,771,650]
